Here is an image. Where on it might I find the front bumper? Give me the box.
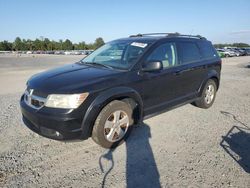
[20,94,83,140]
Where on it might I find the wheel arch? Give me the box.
[80,87,143,139]
[210,76,219,90]
[198,70,220,97]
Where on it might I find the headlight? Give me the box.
[45,93,89,109]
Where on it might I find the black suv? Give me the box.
[20,33,221,148]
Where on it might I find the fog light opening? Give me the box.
[40,127,63,139]
[55,131,60,137]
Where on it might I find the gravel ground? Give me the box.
[0,54,249,188]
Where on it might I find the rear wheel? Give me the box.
[92,100,134,148]
[194,79,217,109]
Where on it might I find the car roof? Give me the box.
[112,36,163,43]
[112,33,208,44]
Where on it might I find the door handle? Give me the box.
[174,68,193,75]
[173,70,182,75]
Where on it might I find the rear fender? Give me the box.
[198,70,220,97]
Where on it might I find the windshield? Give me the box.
[81,41,150,70]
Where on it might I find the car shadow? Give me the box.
[220,111,250,173]
[99,123,161,188]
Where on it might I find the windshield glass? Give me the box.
[81,41,150,70]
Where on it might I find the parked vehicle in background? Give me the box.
[232,50,240,57]
[217,49,234,57]
[0,51,11,54]
[33,51,46,54]
[46,51,55,54]
[243,48,250,56]
[227,49,238,57]
[223,47,248,56]
[235,49,247,56]
[54,51,65,55]
[64,51,72,55]
[20,33,221,148]
[82,50,94,55]
[73,51,81,55]
[64,50,91,55]
[216,50,225,58]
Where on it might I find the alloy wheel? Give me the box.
[104,110,129,142]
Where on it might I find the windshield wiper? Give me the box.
[81,61,114,70]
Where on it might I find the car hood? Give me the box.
[27,63,122,94]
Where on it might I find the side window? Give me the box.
[177,42,201,64]
[146,43,177,69]
[198,41,218,59]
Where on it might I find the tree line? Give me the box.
[214,43,250,48]
[0,37,105,51]
[1,37,249,51]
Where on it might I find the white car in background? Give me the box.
[64,51,72,55]
[226,49,238,57]
[217,49,235,57]
[73,51,81,55]
[224,47,240,56]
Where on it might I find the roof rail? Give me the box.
[129,33,206,40]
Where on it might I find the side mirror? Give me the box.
[142,61,163,72]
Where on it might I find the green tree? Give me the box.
[50,40,59,50]
[214,43,250,48]
[0,37,108,51]
[232,43,250,48]
[22,39,29,51]
[0,42,4,51]
[86,43,94,50]
[33,39,42,51]
[0,40,12,51]
[62,39,73,50]
[59,39,63,50]
[93,37,104,49]
[26,39,34,51]
[74,41,87,50]
[44,38,52,50]
[13,37,23,51]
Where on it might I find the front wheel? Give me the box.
[194,79,217,109]
[91,100,134,148]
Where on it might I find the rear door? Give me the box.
[175,41,206,97]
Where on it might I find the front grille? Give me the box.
[24,89,46,109]
[33,90,48,98]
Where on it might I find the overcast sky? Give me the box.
[0,0,250,44]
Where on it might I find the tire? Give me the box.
[92,100,134,148]
[194,79,217,109]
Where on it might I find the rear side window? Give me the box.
[177,42,201,64]
[198,41,218,59]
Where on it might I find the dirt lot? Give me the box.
[0,54,249,188]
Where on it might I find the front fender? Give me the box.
[80,87,143,139]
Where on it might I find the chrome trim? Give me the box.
[24,89,46,110]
